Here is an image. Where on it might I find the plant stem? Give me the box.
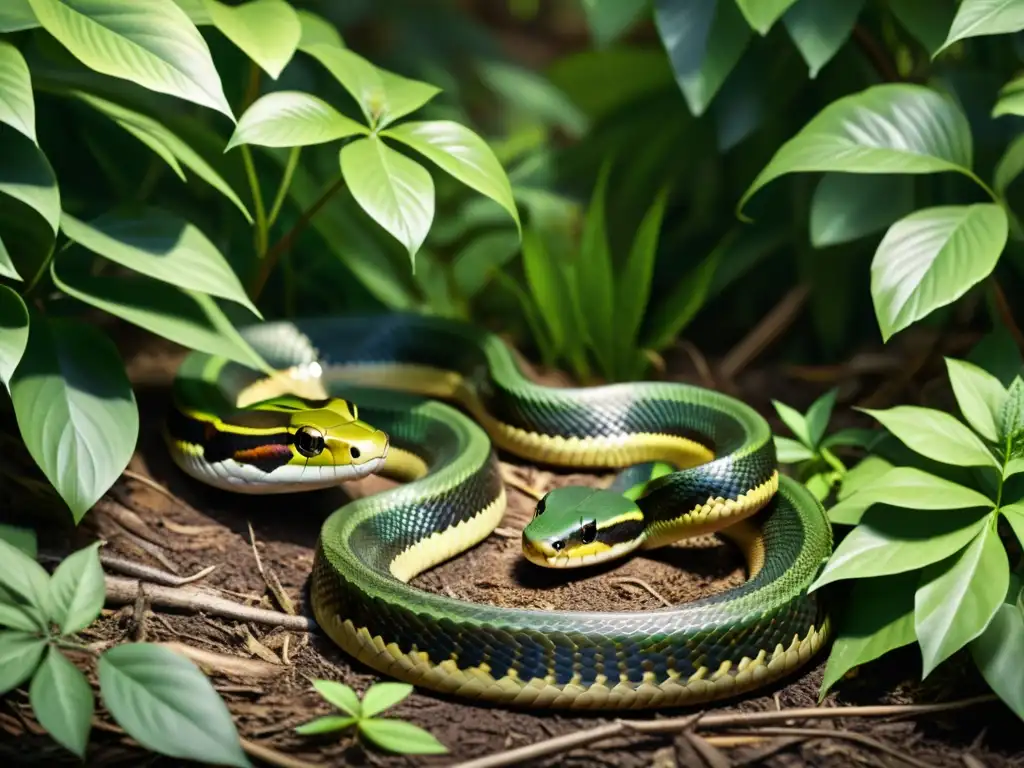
[239,62,269,257]
[268,147,302,230]
[22,243,61,298]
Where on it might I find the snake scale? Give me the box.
[165,314,832,711]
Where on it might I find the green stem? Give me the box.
[242,145,269,256]
[966,169,1001,205]
[996,439,1012,509]
[22,243,60,298]
[267,146,301,229]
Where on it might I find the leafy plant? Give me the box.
[296,679,447,756]
[0,528,250,765]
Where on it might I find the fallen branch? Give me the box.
[160,642,284,679]
[722,726,937,768]
[104,576,314,632]
[240,738,323,768]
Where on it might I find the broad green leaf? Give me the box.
[358,718,447,755]
[809,174,914,248]
[296,9,343,52]
[302,44,439,129]
[520,227,568,354]
[27,0,233,119]
[945,357,1007,443]
[937,0,1024,55]
[860,405,999,468]
[871,205,1007,341]
[783,0,864,78]
[99,644,250,767]
[993,75,1024,118]
[575,164,613,370]
[772,400,811,445]
[10,315,138,522]
[0,599,41,634]
[0,235,19,281]
[1003,502,1024,547]
[294,715,356,735]
[805,472,834,501]
[0,535,51,628]
[70,91,252,223]
[1004,456,1024,480]
[203,0,300,79]
[774,436,816,463]
[805,388,837,448]
[994,134,1024,196]
[617,187,668,364]
[29,648,94,758]
[339,136,434,262]
[735,0,799,34]
[826,466,993,526]
[738,84,973,215]
[47,541,104,635]
[837,455,893,500]
[581,0,647,46]
[384,121,520,233]
[52,261,269,373]
[172,0,209,24]
[889,0,956,54]
[312,680,361,717]
[0,286,28,389]
[0,41,36,143]
[0,631,46,695]
[0,1,38,31]
[819,572,917,696]
[361,682,412,718]
[916,521,1007,677]
[451,230,520,297]
[970,602,1024,719]
[228,91,366,150]
[0,129,60,234]
[809,508,989,590]
[60,210,259,317]
[0,524,36,558]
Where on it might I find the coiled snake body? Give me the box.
[165,314,832,710]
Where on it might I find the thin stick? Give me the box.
[240,738,323,768]
[122,470,194,513]
[96,554,216,587]
[609,577,672,608]
[719,284,810,382]
[727,727,937,768]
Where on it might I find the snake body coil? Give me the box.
[166,314,832,711]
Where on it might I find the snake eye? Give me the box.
[295,426,325,458]
[552,540,565,551]
[534,498,546,517]
[580,520,597,544]
[350,446,361,460]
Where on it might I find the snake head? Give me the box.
[521,486,646,568]
[287,399,389,476]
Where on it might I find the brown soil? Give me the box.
[2,330,1023,768]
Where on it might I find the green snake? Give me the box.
[165,314,832,710]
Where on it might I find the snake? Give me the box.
[164,313,833,711]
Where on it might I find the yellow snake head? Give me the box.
[521,486,646,568]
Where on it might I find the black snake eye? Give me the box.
[350,446,361,459]
[580,520,597,544]
[552,540,565,551]
[534,498,546,517]
[295,427,325,458]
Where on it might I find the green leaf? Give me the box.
[29,648,94,758]
[616,187,668,365]
[871,205,1007,341]
[0,524,36,558]
[10,314,138,522]
[520,227,567,354]
[1002,502,1024,548]
[819,572,917,697]
[837,455,893,500]
[809,174,914,248]
[0,40,36,144]
[805,388,838,448]
[0,129,60,234]
[27,0,233,119]
[772,400,811,446]
[52,260,269,373]
[361,682,412,718]
[384,121,520,234]
[993,75,1024,118]
[296,9,343,52]
[994,134,1024,197]
[643,236,721,350]
[0,286,28,389]
[915,521,1007,677]
[339,136,434,262]
[783,0,864,78]
[945,357,1007,443]
[889,0,956,54]
[99,643,250,767]
[823,428,882,451]
[294,715,356,735]
[826,466,993,526]
[0,1,38,32]
[0,235,20,281]
[735,0,799,34]
[580,0,647,46]
[70,91,252,223]
[302,44,439,129]
[60,209,259,317]
[358,718,447,755]
[774,436,816,463]
[937,0,1024,55]
[0,631,47,695]
[312,680,361,717]
[805,472,834,501]
[203,0,300,80]
[47,541,104,635]
[738,84,974,215]
[970,602,1024,719]
[861,405,1000,468]
[809,508,989,591]
[228,91,367,150]
[451,230,520,297]
[0,534,51,629]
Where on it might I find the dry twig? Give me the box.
[159,642,284,679]
[730,726,936,768]
[240,738,323,768]
[610,577,672,607]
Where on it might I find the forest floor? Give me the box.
[1,324,1023,768]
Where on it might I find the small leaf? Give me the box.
[0,524,36,558]
[48,542,104,635]
[0,535,51,628]
[999,377,1024,455]
[735,0,799,34]
[312,680,361,717]
[203,0,300,80]
[870,205,1007,341]
[296,9,343,51]
[970,602,1024,719]
[383,120,520,233]
[915,521,1007,677]
[580,0,647,46]
[358,718,447,755]
[993,75,1024,119]
[945,357,1007,443]
[0,40,36,143]
[775,436,816,463]
[1003,502,1024,548]
[339,136,434,262]
[228,91,367,150]
[994,134,1024,196]
[783,0,864,78]
[99,643,250,767]
[823,428,882,451]
[294,715,356,735]
[616,187,668,368]
[860,405,999,468]
[361,682,412,718]
[0,631,47,695]
[0,1,38,32]
[805,472,834,501]
[0,128,60,234]
[26,0,233,119]
[805,388,838,448]
[937,0,1024,55]
[738,84,973,215]
[10,314,138,522]
[809,174,914,248]
[0,286,28,389]
[29,648,94,758]
[772,400,811,445]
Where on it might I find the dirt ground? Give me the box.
[1,328,1023,768]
